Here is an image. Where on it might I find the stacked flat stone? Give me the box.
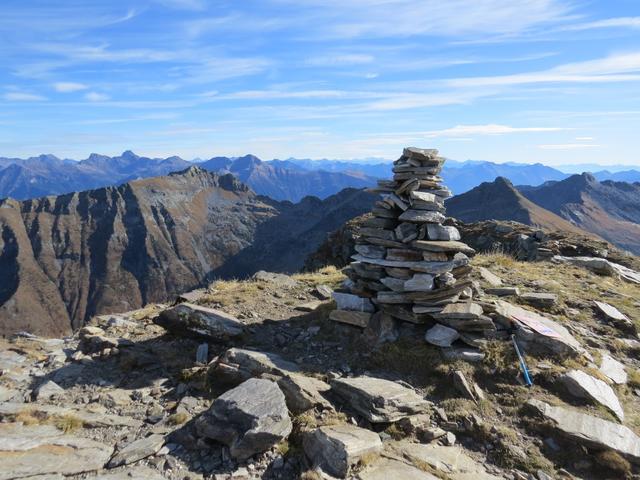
[332,147,495,344]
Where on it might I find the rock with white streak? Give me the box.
[561,369,625,421]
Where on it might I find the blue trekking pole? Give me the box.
[511,334,533,387]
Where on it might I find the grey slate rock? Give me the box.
[107,434,165,468]
[527,399,640,463]
[560,369,624,421]
[33,380,64,401]
[303,424,382,478]
[0,423,112,479]
[196,378,292,459]
[425,324,459,347]
[154,303,243,341]
[599,353,627,385]
[330,376,430,423]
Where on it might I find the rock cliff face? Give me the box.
[0,167,374,336]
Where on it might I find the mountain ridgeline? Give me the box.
[0,167,375,336]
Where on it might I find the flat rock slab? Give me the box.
[520,292,558,308]
[332,292,375,312]
[485,287,519,297]
[425,324,460,347]
[107,434,165,468]
[222,347,300,376]
[0,402,143,429]
[34,380,64,401]
[594,301,632,326]
[0,423,112,480]
[331,376,430,423]
[527,399,640,463]
[599,353,627,385]
[395,442,500,479]
[196,378,292,460]
[278,373,333,414]
[295,300,325,312]
[412,240,475,255]
[303,424,382,478]
[357,459,439,480]
[495,300,583,357]
[330,310,371,328]
[478,267,502,287]
[561,369,624,421]
[154,302,243,341]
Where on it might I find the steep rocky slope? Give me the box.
[520,173,640,254]
[0,167,374,336]
[445,177,590,236]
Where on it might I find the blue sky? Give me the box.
[1,0,640,165]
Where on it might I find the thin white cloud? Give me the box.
[426,124,565,137]
[85,92,110,102]
[447,52,640,87]
[53,82,88,93]
[306,54,374,66]
[538,143,601,150]
[563,16,640,31]
[3,92,46,101]
[575,136,594,141]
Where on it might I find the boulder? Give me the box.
[34,380,64,401]
[303,424,382,478]
[107,434,165,468]
[363,312,399,346]
[527,399,640,464]
[426,224,460,241]
[599,353,627,385]
[560,369,624,422]
[154,303,243,341]
[196,378,292,460]
[315,284,334,300]
[209,348,299,387]
[425,324,459,347]
[277,373,333,414]
[330,376,430,423]
[0,423,111,479]
[195,343,208,364]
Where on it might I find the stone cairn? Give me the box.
[331,147,495,349]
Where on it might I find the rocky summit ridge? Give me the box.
[1,147,640,480]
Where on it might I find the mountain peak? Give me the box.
[121,150,139,159]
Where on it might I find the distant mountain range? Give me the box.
[448,174,640,254]
[0,166,374,336]
[2,151,638,202]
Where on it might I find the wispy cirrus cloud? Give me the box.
[538,143,601,150]
[3,92,46,101]
[426,124,565,137]
[53,82,88,93]
[561,16,640,31]
[85,92,110,102]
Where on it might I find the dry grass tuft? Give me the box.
[167,412,189,425]
[595,450,632,477]
[52,414,84,433]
